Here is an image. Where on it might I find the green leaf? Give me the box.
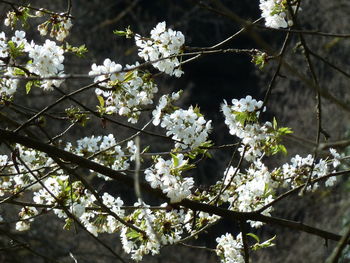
[187,152,196,159]
[8,40,15,50]
[25,81,33,94]
[278,127,293,135]
[273,117,277,130]
[171,153,179,167]
[75,44,88,57]
[247,233,260,242]
[279,144,287,155]
[141,146,150,154]
[251,51,268,70]
[123,70,134,82]
[205,151,212,158]
[97,95,105,107]
[235,112,247,125]
[113,30,128,36]
[13,68,26,76]
[126,229,141,239]
[252,235,276,251]
[64,43,88,57]
[113,26,133,38]
[63,218,73,230]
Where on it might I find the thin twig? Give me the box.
[326,223,350,263]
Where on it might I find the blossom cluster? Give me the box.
[212,148,342,229]
[4,6,30,28]
[216,233,245,263]
[281,149,341,190]
[33,175,84,219]
[184,210,220,233]
[37,15,73,41]
[65,134,137,180]
[30,175,125,238]
[152,91,181,126]
[26,39,65,90]
[222,95,283,161]
[0,31,21,96]
[0,145,53,196]
[79,192,125,236]
[145,154,194,203]
[158,106,212,149]
[5,6,72,42]
[0,67,18,96]
[89,59,158,123]
[16,206,39,231]
[135,21,185,77]
[219,160,275,228]
[0,30,66,95]
[259,0,297,28]
[18,168,196,261]
[120,201,186,260]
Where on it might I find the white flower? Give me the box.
[0,32,9,58]
[89,60,158,123]
[259,0,297,29]
[71,203,85,218]
[0,155,7,166]
[25,40,65,89]
[222,96,273,161]
[77,135,102,153]
[160,106,212,149]
[100,134,116,150]
[4,18,10,27]
[11,30,27,46]
[281,153,336,190]
[145,154,193,203]
[325,177,337,187]
[223,161,274,228]
[16,221,31,231]
[152,95,168,126]
[64,135,136,181]
[135,22,185,77]
[16,206,39,231]
[56,17,73,41]
[329,148,341,168]
[216,233,244,263]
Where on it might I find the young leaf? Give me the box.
[247,232,260,243]
[97,95,105,107]
[25,81,33,94]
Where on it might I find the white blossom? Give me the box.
[329,148,341,168]
[160,106,212,149]
[152,91,182,126]
[222,95,274,161]
[216,233,244,263]
[281,154,336,190]
[16,221,31,231]
[11,30,27,46]
[25,39,65,90]
[259,0,297,28]
[16,207,39,231]
[89,60,158,123]
[135,21,185,77]
[145,154,193,203]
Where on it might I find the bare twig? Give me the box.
[326,223,350,263]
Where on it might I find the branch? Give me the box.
[254,24,350,38]
[0,128,348,245]
[326,223,350,263]
[0,229,62,263]
[0,0,74,18]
